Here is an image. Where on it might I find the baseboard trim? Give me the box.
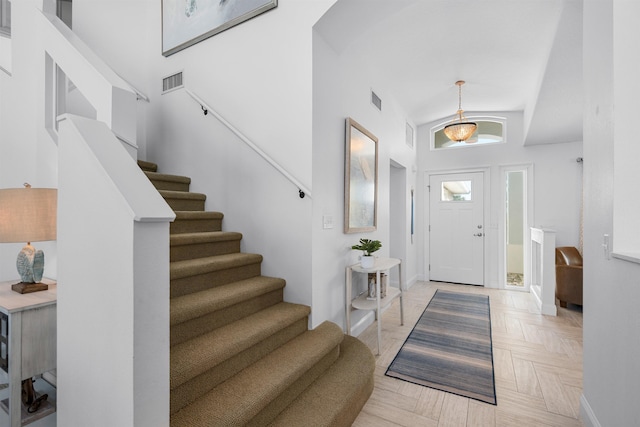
[350,311,375,337]
[580,394,601,427]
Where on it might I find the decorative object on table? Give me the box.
[386,289,496,405]
[443,80,477,143]
[367,273,387,299]
[351,238,381,269]
[344,117,378,233]
[0,184,57,293]
[162,0,278,56]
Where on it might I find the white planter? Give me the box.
[360,255,375,269]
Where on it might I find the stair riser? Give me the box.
[170,240,241,262]
[171,219,222,234]
[248,346,340,427]
[150,180,190,192]
[171,289,283,346]
[269,336,376,427]
[170,317,309,414]
[170,263,262,298]
[164,198,205,211]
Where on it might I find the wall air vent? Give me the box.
[371,90,382,111]
[162,71,183,94]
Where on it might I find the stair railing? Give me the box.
[39,10,147,153]
[184,88,312,199]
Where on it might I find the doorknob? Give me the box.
[473,232,483,237]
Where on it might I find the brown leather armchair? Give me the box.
[555,246,583,307]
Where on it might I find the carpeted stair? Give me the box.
[138,160,375,426]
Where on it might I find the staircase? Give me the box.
[138,160,375,426]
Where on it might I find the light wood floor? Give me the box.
[352,281,584,427]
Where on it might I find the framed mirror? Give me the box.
[344,118,378,233]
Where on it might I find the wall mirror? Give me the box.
[344,117,378,233]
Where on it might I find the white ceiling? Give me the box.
[315,0,583,145]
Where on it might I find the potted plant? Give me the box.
[351,238,382,268]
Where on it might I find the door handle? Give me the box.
[473,232,483,237]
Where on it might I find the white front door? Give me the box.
[429,172,484,285]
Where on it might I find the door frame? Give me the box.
[389,160,407,287]
[499,163,534,291]
[424,167,491,286]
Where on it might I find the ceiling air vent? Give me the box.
[162,71,183,94]
[371,90,382,111]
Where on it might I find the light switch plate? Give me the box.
[323,215,334,229]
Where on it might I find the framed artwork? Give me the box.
[162,0,278,56]
[344,118,378,233]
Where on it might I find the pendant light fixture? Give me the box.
[443,80,477,143]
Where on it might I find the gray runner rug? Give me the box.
[385,289,496,405]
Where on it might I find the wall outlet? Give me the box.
[323,215,334,229]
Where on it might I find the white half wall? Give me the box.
[57,115,173,427]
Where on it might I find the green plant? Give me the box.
[351,239,382,256]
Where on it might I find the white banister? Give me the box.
[39,11,148,151]
[184,88,312,199]
[530,227,557,316]
[57,114,174,427]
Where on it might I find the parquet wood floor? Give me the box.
[352,281,584,427]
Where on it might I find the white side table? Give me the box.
[0,279,57,427]
[345,257,404,355]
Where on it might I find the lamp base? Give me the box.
[12,282,48,294]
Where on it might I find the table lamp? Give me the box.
[0,184,57,293]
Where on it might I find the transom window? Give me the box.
[431,116,506,150]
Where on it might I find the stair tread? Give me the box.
[171,252,263,280]
[137,160,157,172]
[170,275,285,326]
[269,335,375,427]
[160,190,206,200]
[144,171,191,184]
[171,302,313,389]
[171,322,344,426]
[170,231,242,247]
[174,211,223,220]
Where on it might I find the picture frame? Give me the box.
[162,0,278,57]
[344,118,378,233]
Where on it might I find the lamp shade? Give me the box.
[0,187,57,243]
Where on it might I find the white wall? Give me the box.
[72,1,336,319]
[417,112,583,288]
[581,0,640,425]
[312,29,418,330]
[0,1,58,282]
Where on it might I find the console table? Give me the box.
[345,258,404,355]
[0,279,57,427]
